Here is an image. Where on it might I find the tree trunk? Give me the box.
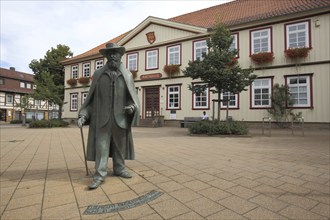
[217,91,221,123]
[58,104,63,119]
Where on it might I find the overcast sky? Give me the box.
[1,0,231,74]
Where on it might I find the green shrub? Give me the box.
[10,119,22,124]
[28,119,69,128]
[189,120,248,135]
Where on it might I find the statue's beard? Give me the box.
[108,60,120,70]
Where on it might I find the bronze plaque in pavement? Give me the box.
[83,190,163,215]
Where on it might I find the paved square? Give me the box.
[1,125,329,219]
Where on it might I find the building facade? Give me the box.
[62,0,330,126]
[0,67,59,122]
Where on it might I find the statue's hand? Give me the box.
[123,105,135,114]
[77,116,86,128]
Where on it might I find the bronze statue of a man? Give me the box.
[77,43,140,190]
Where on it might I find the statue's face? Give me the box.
[106,52,121,70]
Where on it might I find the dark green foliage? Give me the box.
[189,120,248,135]
[29,44,73,119]
[267,84,294,127]
[10,119,23,124]
[28,119,69,128]
[183,23,256,120]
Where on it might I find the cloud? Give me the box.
[1,0,228,73]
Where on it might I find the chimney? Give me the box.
[9,67,15,71]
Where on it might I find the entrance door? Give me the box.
[144,87,160,118]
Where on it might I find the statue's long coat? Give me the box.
[78,63,140,161]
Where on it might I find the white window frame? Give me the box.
[285,21,310,49]
[221,92,238,109]
[194,40,208,61]
[167,85,181,110]
[251,78,272,108]
[230,33,239,57]
[6,94,13,105]
[251,28,271,54]
[83,63,90,77]
[72,65,78,79]
[26,83,32,89]
[193,83,209,109]
[95,60,104,70]
[286,75,311,107]
[127,53,138,71]
[70,93,78,111]
[167,45,181,65]
[34,99,41,107]
[146,49,158,70]
[20,82,25,88]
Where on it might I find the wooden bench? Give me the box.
[180,117,202,128]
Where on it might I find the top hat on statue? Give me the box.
[99,42,125,56]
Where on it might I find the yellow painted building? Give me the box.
[62,0,330,126]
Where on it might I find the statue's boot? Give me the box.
[88,179,103,190]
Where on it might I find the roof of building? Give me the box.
[62,0,330,64]
[0,67,34,94]
[0,67,34,81]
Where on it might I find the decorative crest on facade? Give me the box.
[146,32,156,44]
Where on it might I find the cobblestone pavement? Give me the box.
[1,125,329,219]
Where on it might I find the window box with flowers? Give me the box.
[130,70,138,79]
[66,78,77,86]
[163,64,180,77]
[78,77,91,85]
[285,47,311,59]
[250,52,274,65]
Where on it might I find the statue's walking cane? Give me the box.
[80,127,89,176]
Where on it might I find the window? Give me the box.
[70,93,78,111]
[167,45,181,65]
[285,21,310,49]
[72,65,78,79]
[230,33,239,57]
[95,60,103,70]
[35,99,41,107]
[167,85,181,109]
[6,94,13,105]
[20,82,25,88]
[26,83,32,89]
[127,53,138,71]
[83,63,90,77]
[194,40,208,61]
[286,75,312,107]
[82,92,88,104]
[0,78,4,85]
[193,83,209,109]
[221,92,238,109]
[251,78,272,108]
[146,49,158,70]
[251,28,271,54]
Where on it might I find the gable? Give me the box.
[118,16,207,50]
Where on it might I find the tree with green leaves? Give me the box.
[183,23,256,121]
[267,83,301,127]
[29,44,73,119]
[16,95,32,125]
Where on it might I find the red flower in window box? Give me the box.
[66,78,77,86]
[250,52,274,65]
[78,77,91,85]
[285,47,311,59]
[130,70,138,79]
[163,64,180,77]
[226,58,238,66]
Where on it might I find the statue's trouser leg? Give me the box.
[111,125,126,175]
[94,126,111,181]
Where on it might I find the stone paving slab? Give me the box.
[0,125,329,219]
